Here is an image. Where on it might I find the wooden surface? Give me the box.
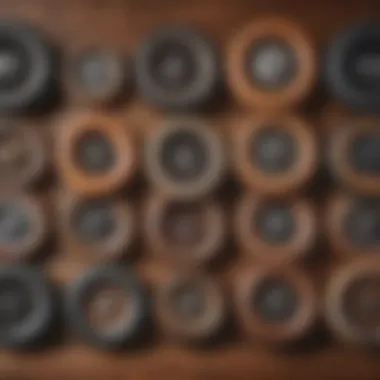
[0,0,379,379]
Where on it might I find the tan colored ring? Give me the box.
[56,112,136,197]
[235,195,317,265]
[324,258,380,346]
[144,118,225,199]
[328,120,380,196]
[226,17,317,109]
[144,195,225,268]
[155,272,226,343]
[233,114,318,196]
[235,266,317,345]
[59,193,135,262]
[0,194,47,261]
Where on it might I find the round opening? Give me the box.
[251,127,298,173]
[252,277,299,324]
[254,203,296,244]
[344,201,380,249]
[73,130,116,175]
[246,38,298,91]
[161,202,204,250]
[150,40,197,91]
[71,200,118,244]
[348,132,380,175]
[160,130,210,182]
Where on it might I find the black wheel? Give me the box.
[326,24,380,112]
[0,265,56,348]
[135,26,221,111]
[0,21,55,113]
[65,265,149,350]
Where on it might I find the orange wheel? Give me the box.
[235,195,317,265]
[235,266,317,345]
[328,119,380,196]
[56,112,137,197]
[325,193,380,258]
[232,114,318,196]
[227,17,317,109]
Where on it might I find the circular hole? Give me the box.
[160,130,210,182]
[251,127,298,173]
[344,201,380,249]
[246,38,298,91]
[150,41,196,91]
[71,200,118,244]
[343,276,380,334]
[73,130,116,175]
[348,132,380,175]
[161,202,204,250]
[0,202,32,247]
[253,277,299,324]
[255,203,296,245]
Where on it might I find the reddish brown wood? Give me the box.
[0,1,379,380]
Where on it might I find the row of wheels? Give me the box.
[0,259,378,350]
[1,113,379,196]
[0,192,378,264]
[0,19,380,112]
